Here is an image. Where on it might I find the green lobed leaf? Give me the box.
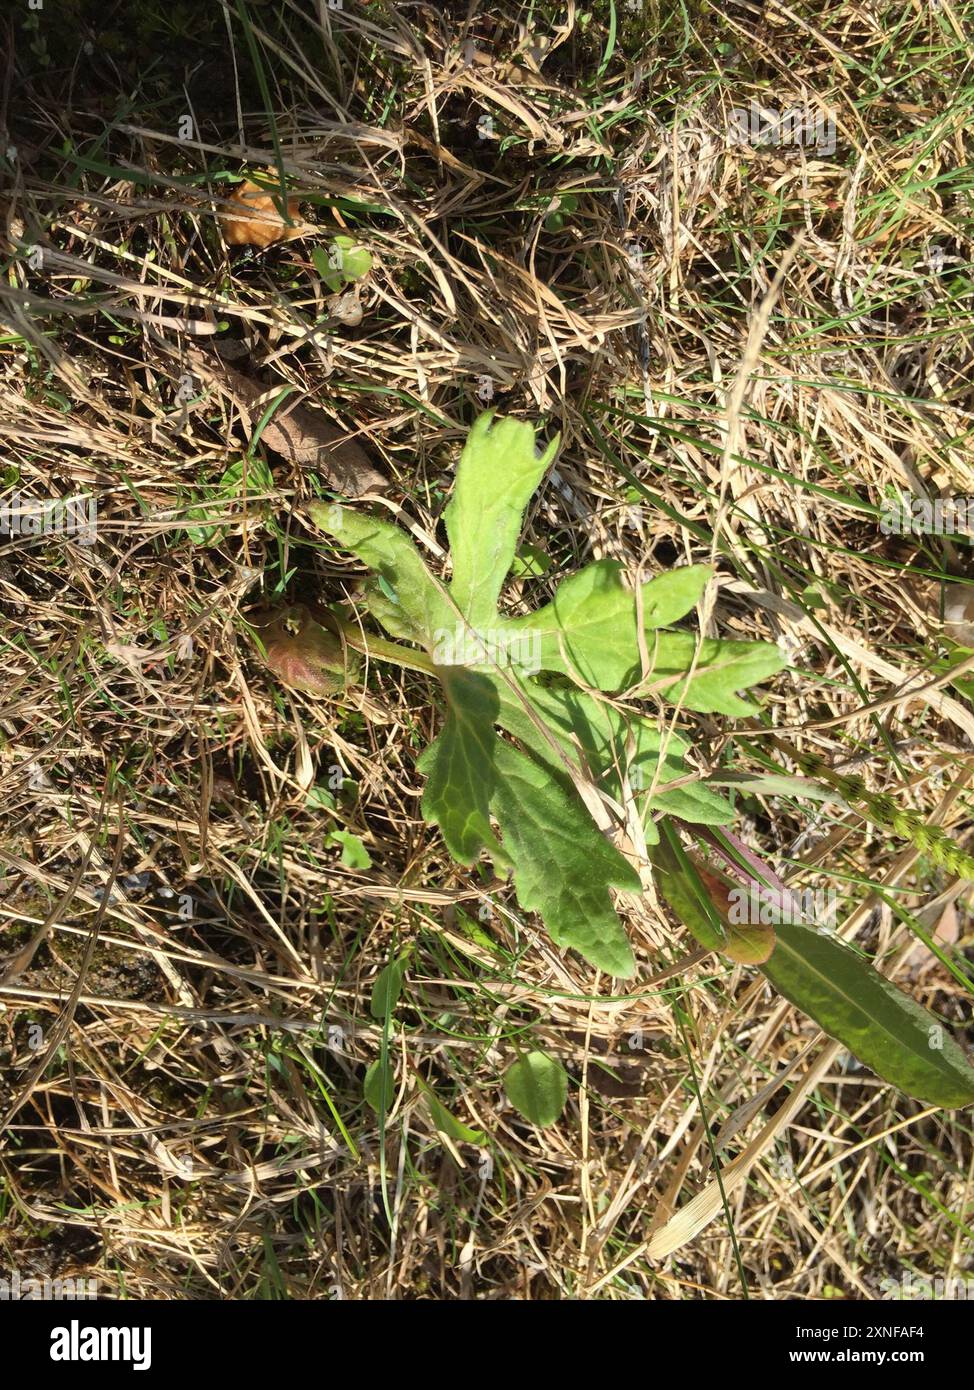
[307,414,783,977]
[487,670,680,781]
[495,560,783,714]
[762,921,974,1108]
[487,673,734,840]
[444,412,559,628]
[639,567,714,627]
[499,560,713,690]
[416,668,507,865]
[308,502,453,642]
[488,739,639,977]
[636,633,786,716]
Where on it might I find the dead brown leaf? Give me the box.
[220,179,311,247]
[187,347,388,497]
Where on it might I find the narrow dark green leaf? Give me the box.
[762,922,974,1109]
[418,1083,487,1145]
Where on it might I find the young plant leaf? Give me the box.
[333,235,373,283]
[497,561,783,711]
[312,236,373,293]
[305,785,337,811]
[762,921,974,1109]
[313,505,453,640]
[327,829,372,869]
[444,412,559,628]
[639,567,713,627]
[364,1058,394,1114]
[498,559,714,690]
[304,413,972,1111]
[487,673,734,838]
[503,1050,568,1127]
[308,412,782,977]
[640,634,786,716]
[370,954,408,1019]
[488,738,638,976]
[312,245,342,293]
[417,1082,487,1145]
[416,668,508,866]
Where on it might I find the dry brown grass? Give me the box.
[0,0,972,1300]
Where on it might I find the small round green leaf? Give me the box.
[503,1050,568,1127]
[337,242,372,283]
